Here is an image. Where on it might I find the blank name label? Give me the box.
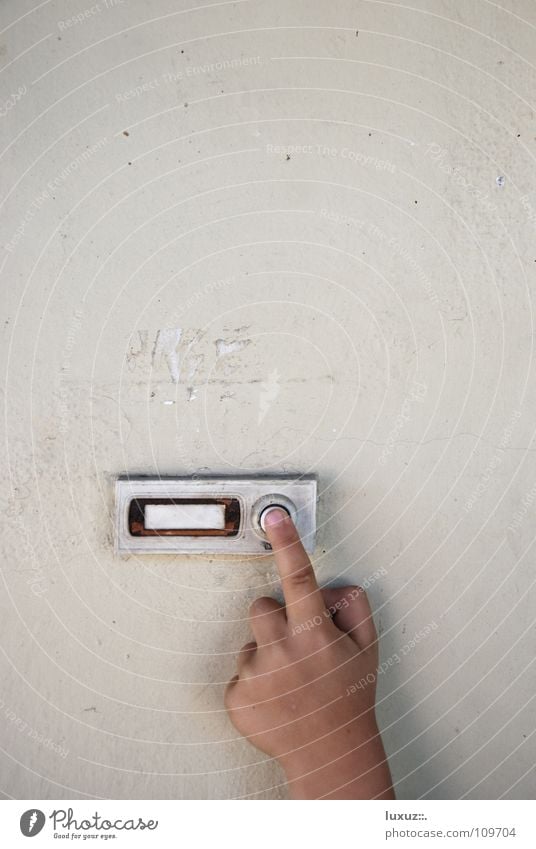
[144,504,226,530]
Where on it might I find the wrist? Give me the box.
[280,715,394,800]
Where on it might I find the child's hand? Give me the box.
[225,508,395,799]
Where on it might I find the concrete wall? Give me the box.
[1,0,535,799]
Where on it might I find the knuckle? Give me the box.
[348,585,366,601]
[224,681,239,710]
[238,642,257,666]
[288,563,315,589]
[249,596,275,618]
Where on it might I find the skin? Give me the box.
[225,508,395,800]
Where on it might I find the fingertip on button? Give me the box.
[259,505,290,531]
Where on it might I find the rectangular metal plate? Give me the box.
[115,475,317,555]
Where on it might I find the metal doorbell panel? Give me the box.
[115,475,317,555]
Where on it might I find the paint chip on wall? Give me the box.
[215,338,251,357]
[152,328,182,383]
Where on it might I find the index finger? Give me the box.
[263,508,326,623]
